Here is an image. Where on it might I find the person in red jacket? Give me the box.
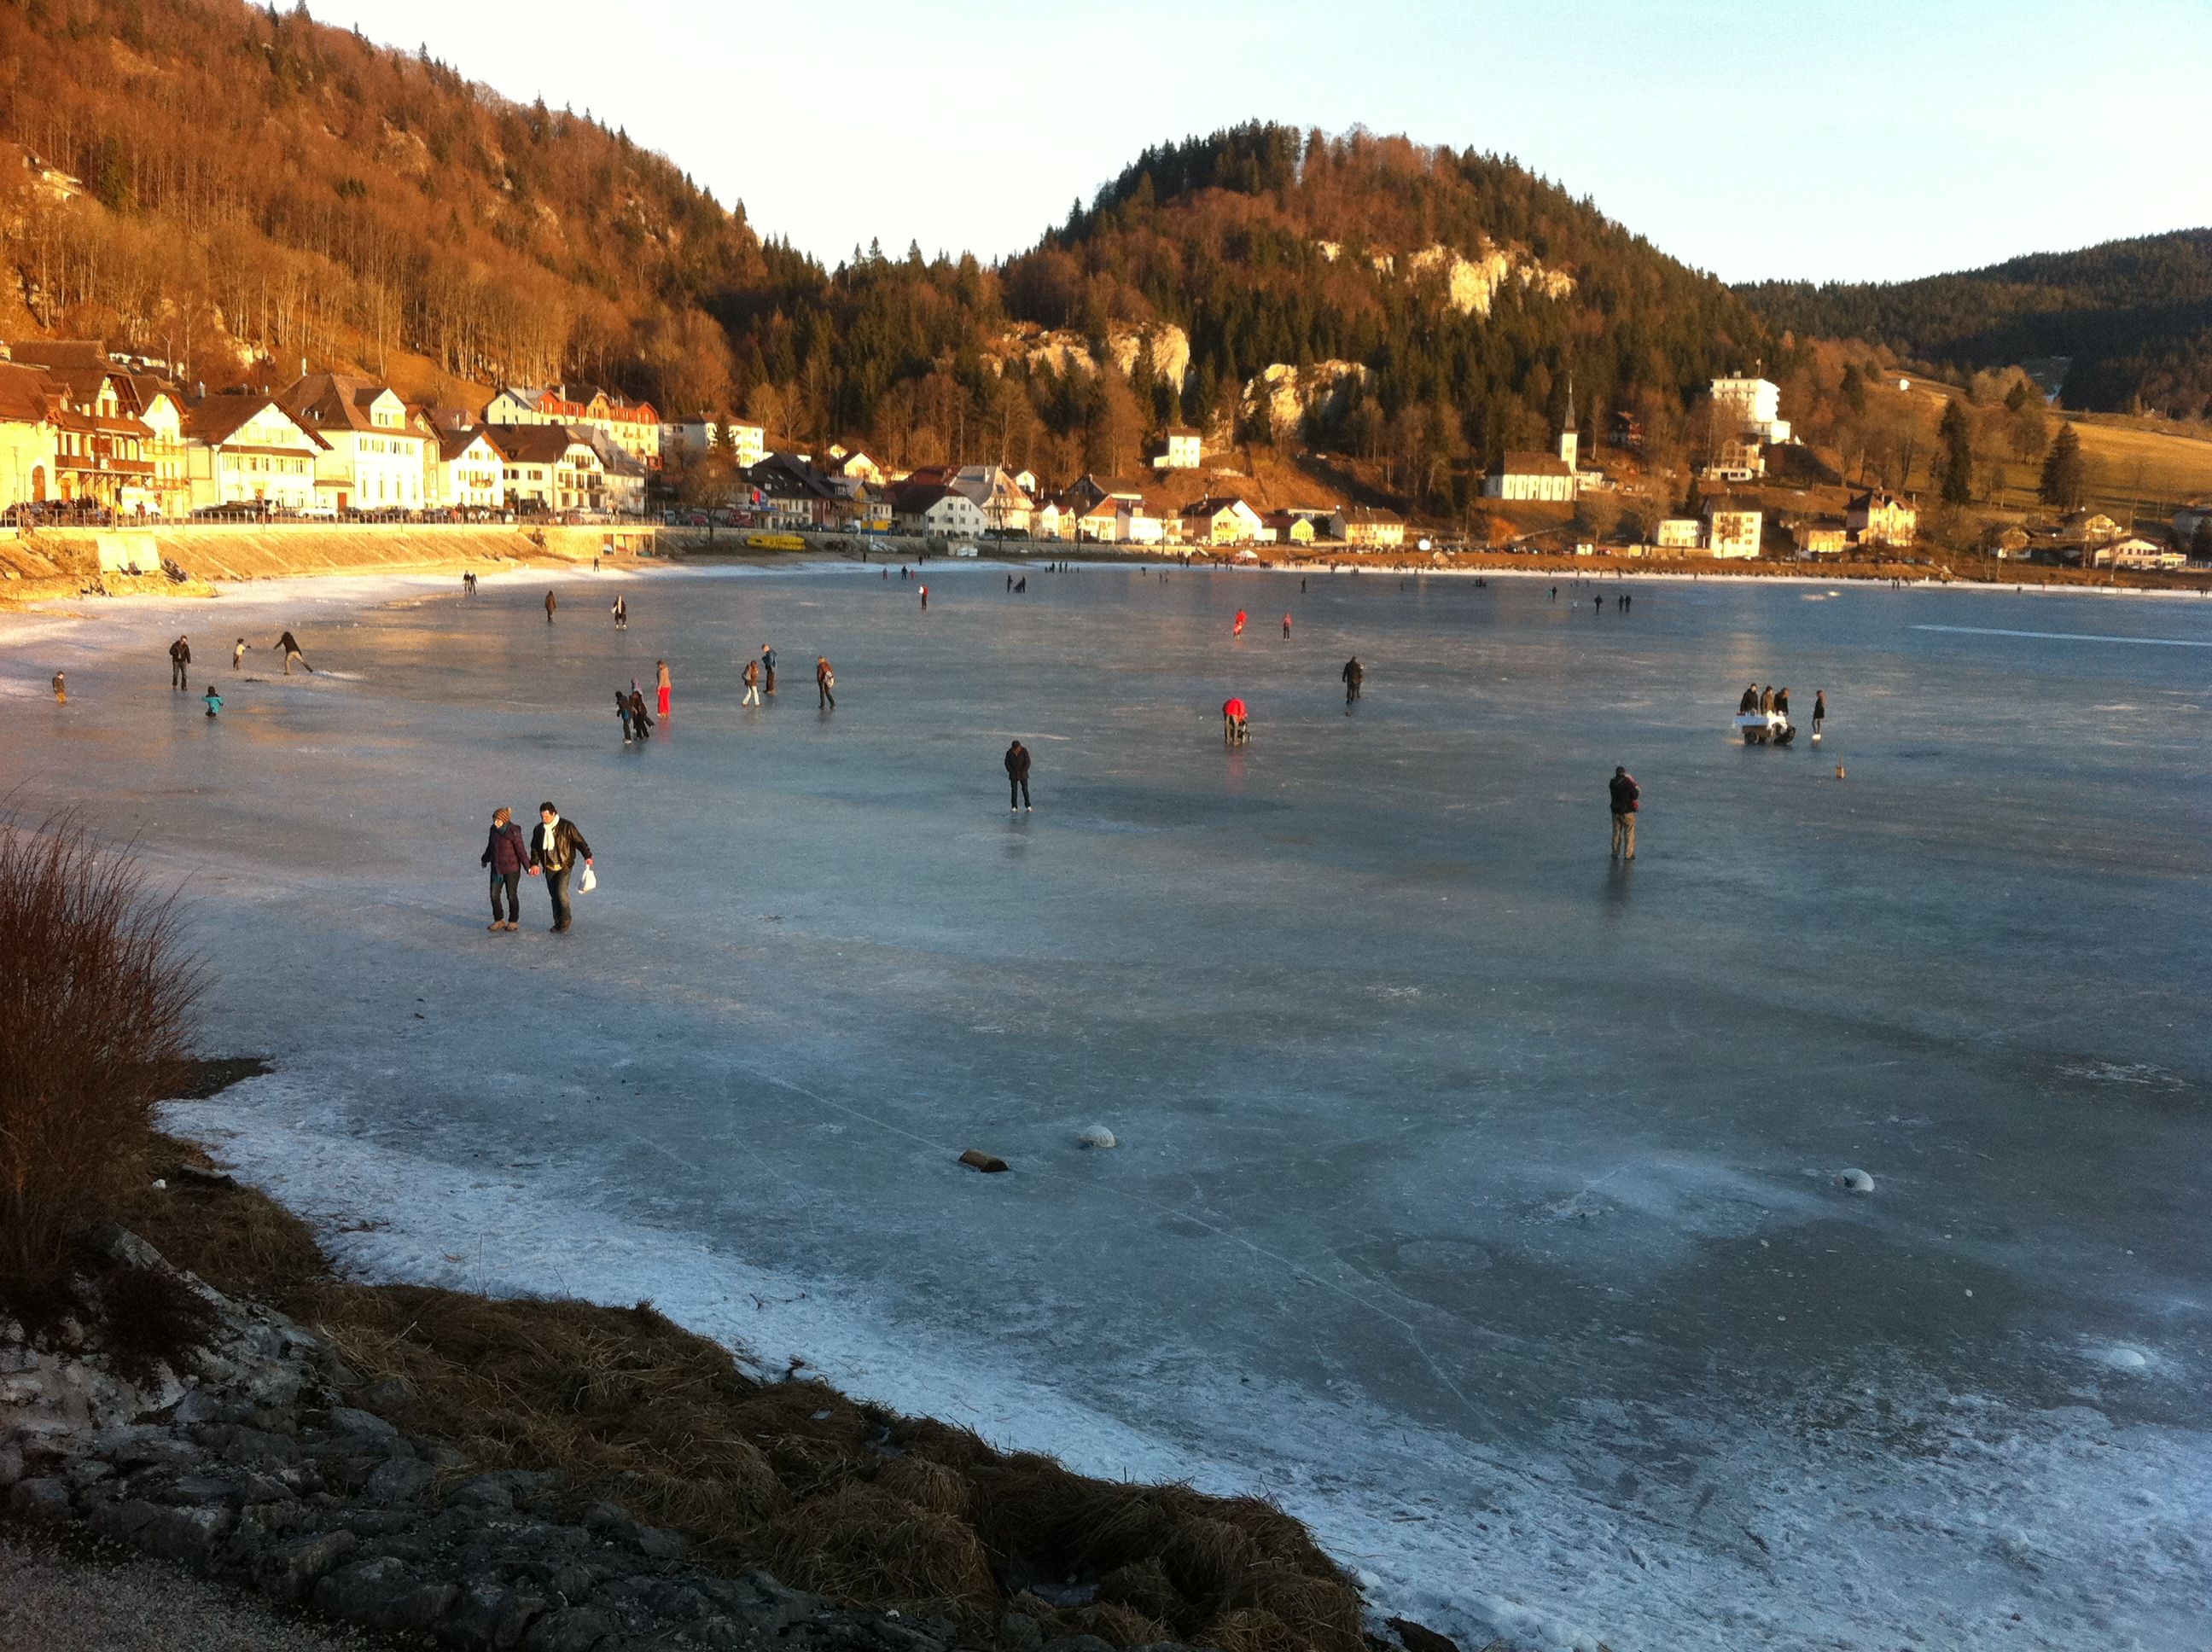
[1608,767,1640,861]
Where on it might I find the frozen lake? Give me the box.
[3,563,2208,1650]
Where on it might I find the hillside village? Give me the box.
[3,333,2203,578]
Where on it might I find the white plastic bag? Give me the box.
[579,865,597,893]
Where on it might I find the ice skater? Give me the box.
[274,631,311,673]
[1342,655,1364,705]
[627,686,654,742]
[816,656,835,709]
[919,585,928,612]
[615,689,634,742]
[527,801,592,934]
[463,570,477,596]
[611,594,627,630]
[1609,766,1640,861]
[231,637,248,670]
[1812,690,1826,737]
[544,590,557,624]
[655,660,672,720]
[742,656,762,706]
[1233,609,1247,637]
[481,806,528,931]
[1282,613,1293,638]
[169,634,190,690]
[1004,740,1032,812]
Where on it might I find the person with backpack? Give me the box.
[742,655,762,707]
[1609,766,1640,861]
[480,806,530,931]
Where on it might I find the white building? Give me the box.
[1703,497,1764,559]
[1486,404,1581,501]
[181,394,326,511]
[661,416,765,471]
[428,428,505,511]
[277,374,426,512]
[1152,427,1203,470]
[1710,375,1790,445]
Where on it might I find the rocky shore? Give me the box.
[3,1227,1004,1652]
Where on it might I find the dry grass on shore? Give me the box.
[125,1127,1369,1652]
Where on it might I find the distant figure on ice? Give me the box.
[463,570,477,596]
[1004,740,1032,812]
[527,801,592,934]
[742,656,762,707]
[231,638,248,671]
[1222,696,1249,744]
[274,631,311,673]
[760,645,776,695]
[615,689,634,742]
[816,655,836,709]
[1773,687,1790,718]
[1738,684,1759,715]
[1812,690,1827,736]
[50,671,65,703]
[919,585,929,612]
[1282,613,1293,638]
[545,590,557,624]
[1609,766,1640,861]
[611,594,627,630]
[169,634,190,690]
[1342,655,1364,704]
[202,686,222,718]
[627,687,654,741]
[481,806,528,932]
[1232,609,1247,637]
[1759,685,1773,714]
[655,660,672,720]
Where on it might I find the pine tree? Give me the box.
[1938,400,1974,505]
[2039,422,2086,509]
[2192,516,2212,562]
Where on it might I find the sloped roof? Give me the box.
[0,361,58,424]
[1495,451,1572,477]
[435,427,499,462]
[181,394,324,448]
[486,423,592,464]
[279,373,407,435]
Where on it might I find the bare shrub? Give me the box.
[0,813,199,1298]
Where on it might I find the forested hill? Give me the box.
[0,0,766,410]
[0,9,1777,515]
[1737,230,2212,416]
[993,125,1771,473]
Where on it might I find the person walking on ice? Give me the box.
[742,655,762,707]
[544,590,557,624]
[527,801,593,934]
[611,594,626,630]
[816,656,836,709]
[1004,740,1033,812]
[1342,655,1364,705]
[50,671,65,703]
[231,637,248,671]
[1282,613,1293,638]
[274,631,311,673]
[481,806,528,931]
[655,660,672,720]
[760,644,776,696]
[169,634,191,690]
[1609,766,1640,861]
[919,585,928,612]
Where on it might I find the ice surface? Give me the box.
[3,564,2209,1650]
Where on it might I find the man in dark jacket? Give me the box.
[169,634,191,690]
[1004,740,1032,812]
[527,801,593,933]
[1609,767,1640,861]
[1342,655,1364,704]
[480,806,529,931]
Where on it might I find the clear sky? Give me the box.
[302,0,2209,286]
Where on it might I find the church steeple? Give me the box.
[1557,370,1579,471]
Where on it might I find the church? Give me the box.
[1483,393,1581,503]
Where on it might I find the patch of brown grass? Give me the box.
[132,1114,1370,1652]
[0,813,201,1301]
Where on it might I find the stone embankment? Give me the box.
[0,524,644,603]
[0,1228,1064,1652]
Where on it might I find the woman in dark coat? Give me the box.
[627,687,654,741]
[480,806,529,931]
